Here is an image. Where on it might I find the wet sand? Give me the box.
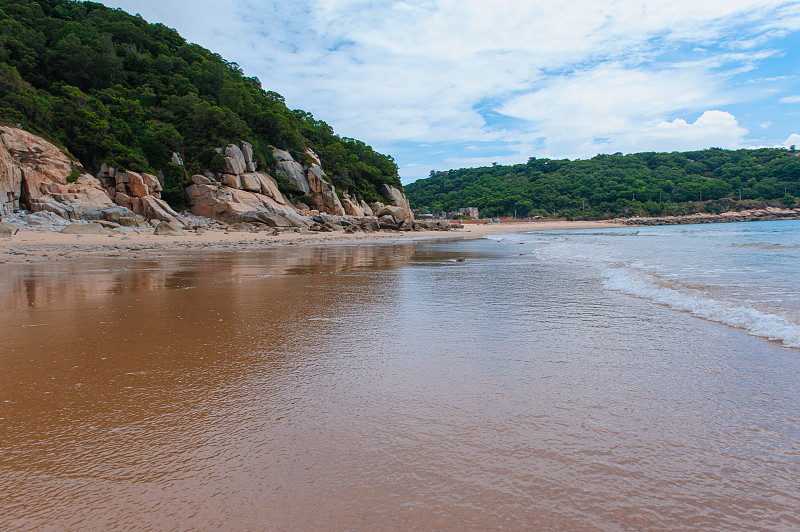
[2,237,797,530]
[0,220,620,263]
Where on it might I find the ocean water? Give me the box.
[514,219,800,348]
[1,224,799,530]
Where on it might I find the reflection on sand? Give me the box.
[1,243,428,529]
[0,244,417,310]
[2,239,798,530]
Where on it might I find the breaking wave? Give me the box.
[604,267,800,348]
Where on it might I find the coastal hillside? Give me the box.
[0,0,400,207]
[406,148,800,219]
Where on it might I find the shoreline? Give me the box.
[0,220,621,264]
[614,206,800,226]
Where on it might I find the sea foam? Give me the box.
[530,221,800,349]
[604,266,800,348]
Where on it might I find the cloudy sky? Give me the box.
[99,0,800,183]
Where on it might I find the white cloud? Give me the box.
[780,95,800,103]
[494,64,745,157]
[783,133,800,147]
[97,0,800,178]
[645,110,749,150]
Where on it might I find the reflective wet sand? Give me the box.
[1,240,799,530]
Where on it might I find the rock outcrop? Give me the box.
[177,143,424,233]
[341,193,365,217]
[0,126,114,219]
[382,184,414,221]
[0,133,23,216]
[182,144,353,227]
[0,128,433,235]
[273,148,309,193]
[98,165,181,225]
[185,182,308,228]
[242,142,257,172]
[305,162,345,216]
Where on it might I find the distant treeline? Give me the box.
[406,148,800,219]
[0,0,400,205]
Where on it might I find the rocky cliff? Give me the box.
[0,126,446,234]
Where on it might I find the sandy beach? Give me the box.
[0,220,620,264]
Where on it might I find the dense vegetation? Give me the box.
[406,148,800,219]
[0,0,400,206]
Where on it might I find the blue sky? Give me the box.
[99,0,800,184]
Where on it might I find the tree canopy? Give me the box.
[406,148,800,219]
[0,0,400,205]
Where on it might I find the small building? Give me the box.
[458,207,479,219]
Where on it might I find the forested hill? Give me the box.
[406,148,800,219]
[0,0,400,204]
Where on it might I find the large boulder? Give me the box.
[307,165,345,216]
[41,176,115,216]
[359,216,380,232]
[223,144,247,175]
[110,176,180,225]
[254,173,284,204]
[222,174,242,189]
[1,126,72,185]
[378,215,400,230]
[154,221,186,236]
[377,205,407,224]
[142,173,162,195]
[185,183,309,228]
[191,174,214,185]
[273,148,310,193]
[60,222,114,235]
[241,141,257,172]
[341,193,365,217]
[29,196,75,220]
[240,172,262,192]
[382,184,414,221]
[114,192,132,210]
[360,200,374,217]
[137,195,181,224]
[75,174,101,187]
[81,206,147,227]
[0,221,17,237]
[272,148,293,163]
[117,171,149,198]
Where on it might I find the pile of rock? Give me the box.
[617,207,800,226]
[97,165,181,227]
[306,211,452,234]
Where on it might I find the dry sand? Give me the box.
[0,220,621,264]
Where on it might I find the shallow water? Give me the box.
[1,234,799,530]
[528,219,800,347]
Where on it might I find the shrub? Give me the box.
[209,152,227,173]
[161,163,191,209]
[66,166,82,183]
